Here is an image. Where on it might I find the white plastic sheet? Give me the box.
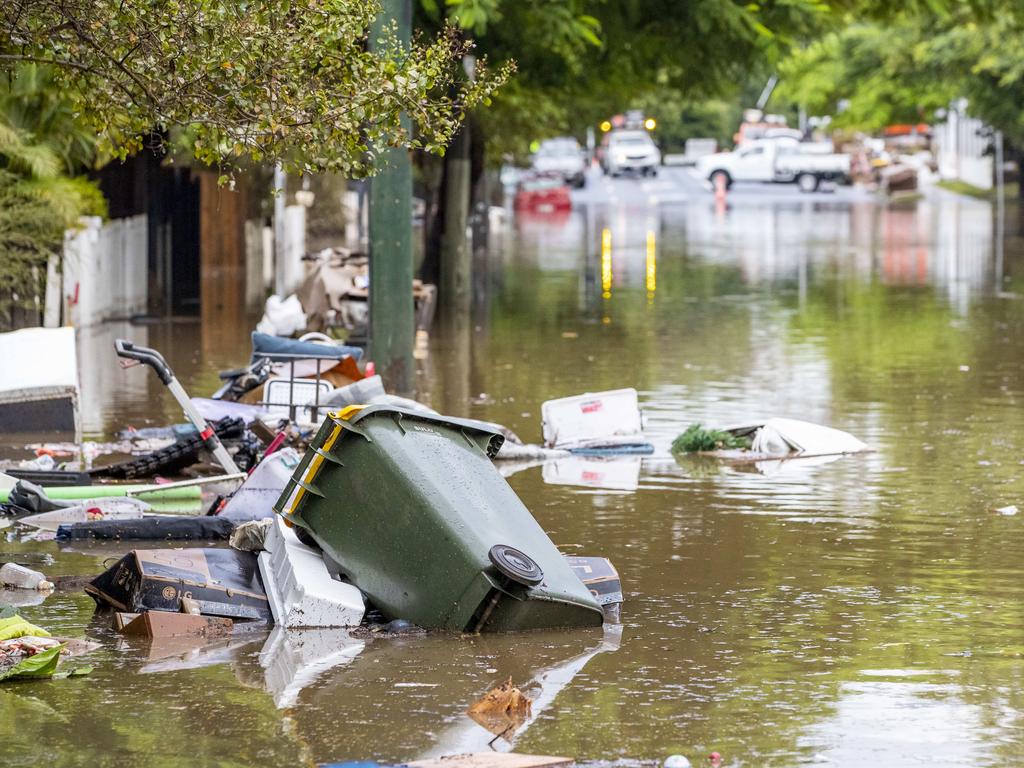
[744,417,869,457]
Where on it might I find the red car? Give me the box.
[514,173,572,213]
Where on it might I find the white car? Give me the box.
[601,130,661,177]
[531,137,587,188]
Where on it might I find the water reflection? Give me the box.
[8,186,1024,767]
[259,627,365,709]
[542,456,641,491]
[418,625,622,758]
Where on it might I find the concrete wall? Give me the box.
[61,214,148,327]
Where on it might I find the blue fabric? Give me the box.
[251,332,362,361]
[569,442,655,456]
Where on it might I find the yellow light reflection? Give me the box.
[645,229,656,298]
[601,227,612,299]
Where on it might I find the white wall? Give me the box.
[934,112,994,190]
[959,156,994,191]
[62,214,148,327]
[281,204,307,295]
[245,219,271,311]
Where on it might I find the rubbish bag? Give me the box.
[0,614,51,641]
[56,516,235,541]
[229,519,273,552]
[6,479,73,514]
[323,375,387,409]
[255,294,306,337]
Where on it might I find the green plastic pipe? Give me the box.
[0,484,202,503]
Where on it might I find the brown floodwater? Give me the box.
[3,184,1024,767]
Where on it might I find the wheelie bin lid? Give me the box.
[326,404,506,456]
[275,404,508,522]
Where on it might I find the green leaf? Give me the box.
[0,644,64,683]
[52,666,94,679]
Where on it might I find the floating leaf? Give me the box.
[0,644,64,683]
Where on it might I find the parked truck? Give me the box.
[696,138,850,192]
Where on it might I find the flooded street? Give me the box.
[4,177,1024,766]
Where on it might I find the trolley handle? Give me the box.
[114,339,174,385]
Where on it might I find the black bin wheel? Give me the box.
[488,544,544,586]
[294,525,321,551]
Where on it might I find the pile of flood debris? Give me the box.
[1,329,632,641]
[1,323,871,648]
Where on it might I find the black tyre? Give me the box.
[709,170,731,191]
[294,525,321,551]
[488,544,544,586]
[797,173,820,193]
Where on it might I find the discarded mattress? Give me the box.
[56,516,235,541]
[541,388,653,455]
[86,548,270,621]
[257,515,365,628]
[0,327,81,440]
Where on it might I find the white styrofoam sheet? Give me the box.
[258,515,365,629]
[541,387,644,449]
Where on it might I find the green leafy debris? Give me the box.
[0,644,64,683]
[671,423,752,453]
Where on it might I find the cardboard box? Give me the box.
[86,548,270,621]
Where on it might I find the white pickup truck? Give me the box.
[696,138,850,192]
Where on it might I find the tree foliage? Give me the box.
[432,0,856,158]
[1,0,510,176]
[0,65,106,291]
[775,4,1024,145]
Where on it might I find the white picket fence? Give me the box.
[51,206,307,327]
[933,112,994,190]
[59,214,148,327]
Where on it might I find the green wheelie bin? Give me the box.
[274,405,604,632]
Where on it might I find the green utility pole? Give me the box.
[368,0,414,394]
[439,55,475,324]
[439,124,472,322]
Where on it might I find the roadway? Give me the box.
[571,164,873,208]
